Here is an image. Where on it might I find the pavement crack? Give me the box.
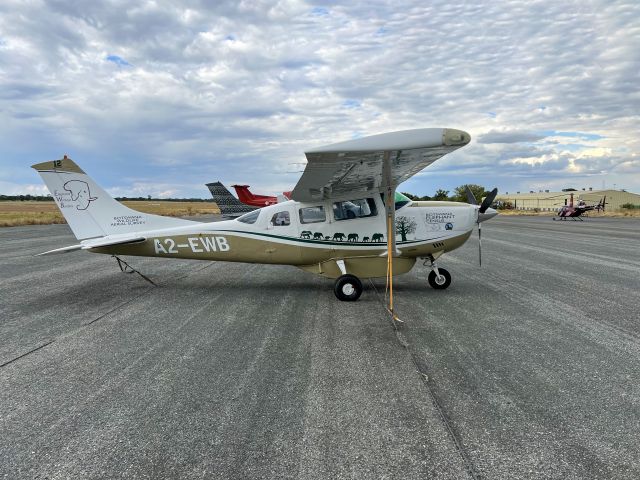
[368,279,481,480]
[0,340,54,368]
[85,262,216,326]
[83,292,151,326]
[1,262,219,369]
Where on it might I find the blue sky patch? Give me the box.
[311,7,329,16]
[342,99,361,109]
[105,55,132,67]
[540,130,605,141]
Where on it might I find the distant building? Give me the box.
[495,189,640,211]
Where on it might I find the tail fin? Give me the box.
[231,185,256,203]
[206,182,257,217]
[32,157,195,240]
[232,184,278,206]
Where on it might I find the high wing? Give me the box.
[290,128,470,202]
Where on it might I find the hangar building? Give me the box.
[495,189,640,211]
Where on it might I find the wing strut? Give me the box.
[382,152,401,322]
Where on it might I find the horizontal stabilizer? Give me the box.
[35,244,83,256]
[36,236,146,256]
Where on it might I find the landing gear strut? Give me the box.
[424,258,451,290]
[334,274,363,301]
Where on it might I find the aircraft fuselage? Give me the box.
[93,196,490,279]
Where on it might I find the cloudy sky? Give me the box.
[1,0,638,198]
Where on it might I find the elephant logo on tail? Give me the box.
[63,180,97,210]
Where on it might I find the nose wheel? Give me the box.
[424,257,451,290]
[428,268,451,289]
[334,274,363,301]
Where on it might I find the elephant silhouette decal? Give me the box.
[313,232,324,240]
[332,233,345,242]
[300,231,312,239]
[347,233,359,242]
[63,180,97,210]
[371,233,384,242]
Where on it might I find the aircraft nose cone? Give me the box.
[479,207,498,222]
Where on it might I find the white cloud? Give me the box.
[1,0,638,197]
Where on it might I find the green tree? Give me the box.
[396,215,417,241]
[432,189,449,201]
[453,184,487,203]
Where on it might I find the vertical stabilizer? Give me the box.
[231,185,256,203]
[32,157,195,240]
[206,182,257,216]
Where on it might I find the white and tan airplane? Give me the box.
[32,128,497,302]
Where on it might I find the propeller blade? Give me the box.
[478,221,482,267]
[479,187,498,213]
[465,185,477,205]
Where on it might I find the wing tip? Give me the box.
[442,128,471,146]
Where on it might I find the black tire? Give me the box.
[428,268,451,290]
[334,274,363,301]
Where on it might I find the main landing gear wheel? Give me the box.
[334,274,363,301]
[428,268,451,290]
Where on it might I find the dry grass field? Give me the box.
[1,201,636,227]
[0,201,220,227]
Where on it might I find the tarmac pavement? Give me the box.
[0,216,639,479]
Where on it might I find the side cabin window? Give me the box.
[333,198,378,221]
[299,206,326,224]
[236,210,260,224]
[270,211,290,226]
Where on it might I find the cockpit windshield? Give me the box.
[236,209,260,224]
[380,191,412,210]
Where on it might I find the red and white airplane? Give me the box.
[231,185,292,207]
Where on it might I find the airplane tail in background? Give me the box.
[232,184,279,206]
[231,185,257,204]
[32,157,195,240]
[206,182,257,217]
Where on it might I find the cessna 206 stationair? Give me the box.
[32,128,497,302]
